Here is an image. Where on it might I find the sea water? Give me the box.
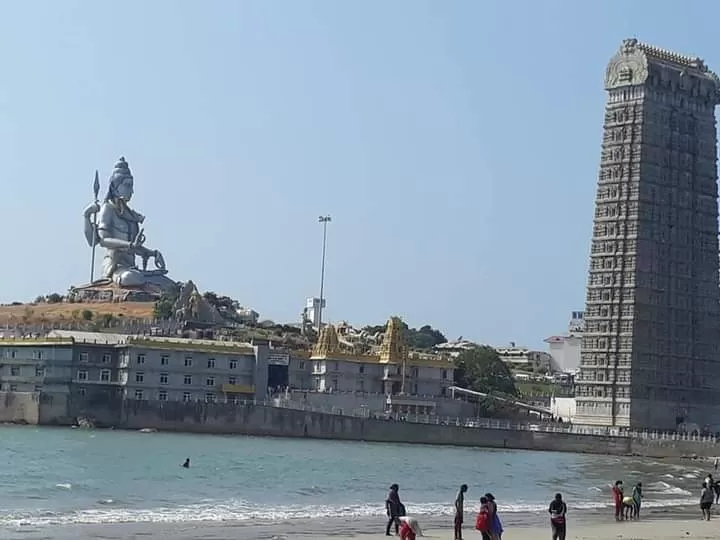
[0,425,705,535]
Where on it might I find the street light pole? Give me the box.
[317,215,331,333]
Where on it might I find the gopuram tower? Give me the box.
[575,40,720,430]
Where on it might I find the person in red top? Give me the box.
[399,519,416,540]
[611,481,624,521]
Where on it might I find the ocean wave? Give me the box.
[0,496,700,528]
[646,481,692,497]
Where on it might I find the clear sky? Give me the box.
[0,0,715,348]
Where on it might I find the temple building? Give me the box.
[309,317,454,415]
[575,40,720,430]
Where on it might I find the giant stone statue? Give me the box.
[71,157,178,301]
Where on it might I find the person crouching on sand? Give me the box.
[701,481,714,520]
[398,516,421,540]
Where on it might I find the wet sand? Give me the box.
[4,516,719,540]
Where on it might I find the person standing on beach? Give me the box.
[385,483,403,536]
[476,496,492,540]
[631,482,643,519]
[701,481,714,520]
[548,493,567,540]
[484,493,503,540]
[611,481,624,521]
[453,484,468,540]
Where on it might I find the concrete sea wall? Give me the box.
[0,392,39,424]
[1,393,717,459]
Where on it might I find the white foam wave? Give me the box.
[54,484,72,490]
[0,497,700,528]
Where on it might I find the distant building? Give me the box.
[309,317,454,415]
[434,339,478,358]
[0,330,270,406]
[235,307,259,325]
[544,311,584,373]
[303,297,325,329]
[496,343,553,373]
[576,40,720,430]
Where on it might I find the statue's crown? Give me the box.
[112,156,133,179]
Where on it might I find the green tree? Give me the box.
[153,291,177,320]
[46,293,64,304]
[454,346,518,397]
[81,309,93,321]
[362,322,448,350]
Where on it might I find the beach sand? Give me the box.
[328,520,720,539]
[4,517,719,540]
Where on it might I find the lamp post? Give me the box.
[317,215,331,333]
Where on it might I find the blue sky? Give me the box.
[0,0,715,348]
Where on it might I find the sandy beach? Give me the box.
[4,517,720,540]
[337,520,720,540]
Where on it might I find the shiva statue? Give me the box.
[83,157,175,291]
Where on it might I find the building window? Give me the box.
[160,373,169,385]
[228,376,236,385]
[79,352,89,363]
[35,367,45,377]
[184,375,192,385]
[299,361,305,370]
[205,393,216,403]
[34,350,44,360]
[161,355,169,366]
[78,387,86,396]
[411,367,419,377]
[358,380,365,391]
[412,384,418,394]
[158,390,168,401]
[102,353,111,364]
[229,359,237,370]
[333,361,339,371]
[34,385,42,392]
[9,384,17,392]
[10,366,19,376]
[77,370,88,381]
[207,358,216,368]
[137,354,145,365]
[206,377,215,387]
[134,390,144,400]
[359,364,365,374]
[184,356,193,367]
[231,395,240,405]
[135,372,144,383]
[331,378,338,389]
[442,370,448,379]
[183,392,192,402]
[100,369,111,382]
[10,350,16,359]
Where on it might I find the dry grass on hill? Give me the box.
[0,302,154,325]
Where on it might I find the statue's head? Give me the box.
[106,157,134,202]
